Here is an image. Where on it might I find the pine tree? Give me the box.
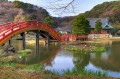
[72,14,90,35]
[44,16,54,28]
[94,19,102,33]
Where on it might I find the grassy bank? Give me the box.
[0,51,112,79]
[0,44,116,79]
[65,43,105,53]
[62,69,107,77]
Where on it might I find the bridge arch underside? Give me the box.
[0,26,58,46]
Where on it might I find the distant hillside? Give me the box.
[1,1,120,30]
[0,1,74,29]
[55,1,120,30]
[84,1,120,28]
[0,1,49,23]
[0,1,75,30]
[54,16,75,31]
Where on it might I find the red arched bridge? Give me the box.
[0,21,61,46]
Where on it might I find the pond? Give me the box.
[10,40,120,78]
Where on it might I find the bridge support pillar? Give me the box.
[46,32,50,45]
[35,31,40,53]
[9,39,11,45]
[21,32,26,50]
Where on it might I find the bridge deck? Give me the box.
[0,21,61,45]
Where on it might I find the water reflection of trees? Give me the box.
[90,41,120,72]
[73,51,90,70]
[23,45,61,65]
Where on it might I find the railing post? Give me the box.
[10,22,13,32]
[36,21,39,26]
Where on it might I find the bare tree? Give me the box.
[52,0,75,11]
[45,0,77,16]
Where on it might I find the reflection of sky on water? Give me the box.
[12,40,120,78]
[45,51,74,75]
[90,52,109,60]
[45,47,120,78]
[85,62,120,78]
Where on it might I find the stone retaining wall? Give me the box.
[88,34,112,39]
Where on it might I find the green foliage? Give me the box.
[13,1,33,11]
[94,47,105,52]
[23,64,44,71]
[0,57,17,67]
[24,14,37,20]
[72,14,91,35]
[44,16,54,27]
[62,69,107,77]
[46,68,107,77]
[18,50,27,58]
[65,43,105,53]
[0,62,16,67]
[65,46,80,51]
[13,1,26,9]
[94,19,102,32]
[58,32,62,36]
[46,70,59,75]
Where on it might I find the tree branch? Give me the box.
[45,0,76,16]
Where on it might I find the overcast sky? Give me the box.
[8,0,115,17]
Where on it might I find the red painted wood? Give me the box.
[61,34,88,41]
[0,21,61,43]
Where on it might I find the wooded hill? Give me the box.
[0,1,49,22]
[0,1,120,29]
[55,1,120,29]
[84,1,120,28]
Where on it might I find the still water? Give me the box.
[12,41,120,78]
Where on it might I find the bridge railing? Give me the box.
[0,20,61,43]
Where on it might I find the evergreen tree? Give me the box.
[72,14,90,35]
[94,19,102,33]
[44,16,54,27]
[13,1,28,10]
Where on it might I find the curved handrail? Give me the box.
[0,21,61,45]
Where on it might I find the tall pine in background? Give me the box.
[94,19,102,33]
[72,14,90,35]
[44,16,54,28]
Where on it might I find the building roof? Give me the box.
[103,24,113,29]
[87,18,113,29]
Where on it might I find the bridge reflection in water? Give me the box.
[8,40,120,78]
[15,40,61,65]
